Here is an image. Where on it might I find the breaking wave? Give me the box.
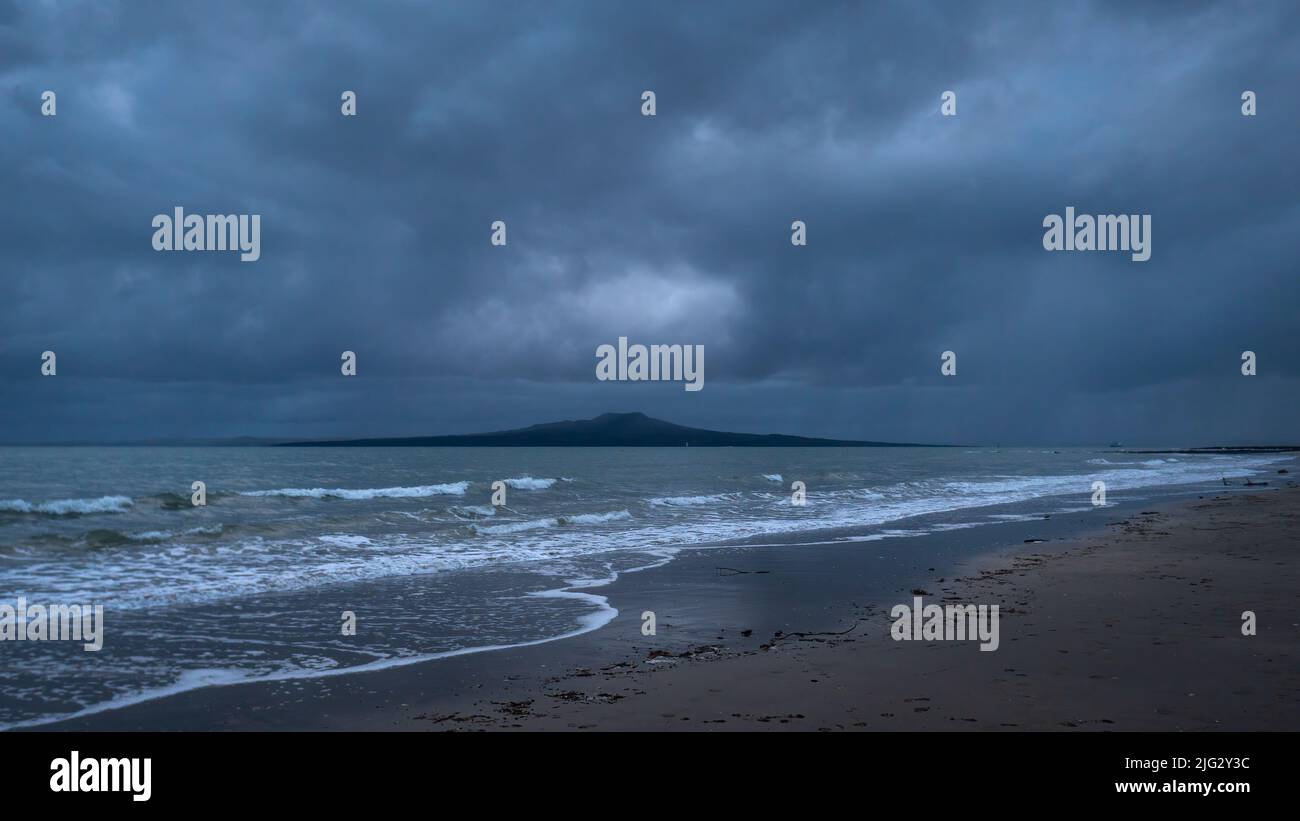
[503,477,559,490]
[0,495,134,516]
[240,483,469,500]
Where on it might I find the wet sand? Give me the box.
[488,488,1298,731]
[36,487,1300,731]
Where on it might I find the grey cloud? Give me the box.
[1,1,1297,444]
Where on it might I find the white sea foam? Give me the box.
[318,534,375,549]
[504,477,557,490]
[449,505,497,519]
[240,483,469,499]
[561,510,631,525]
[471,518,557,535]
[129,524,224,542]
[471,509,631,535]
[0,495,134,515]
[648,493,734,507]
[0,566,636,732]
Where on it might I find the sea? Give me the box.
[0,445,1291,729]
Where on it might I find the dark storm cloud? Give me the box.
[1,0,1297,443]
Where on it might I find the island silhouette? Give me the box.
[280,412,935,448]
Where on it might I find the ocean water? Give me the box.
[0,445,1291,728]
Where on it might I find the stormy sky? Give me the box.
[1,0,1297,445]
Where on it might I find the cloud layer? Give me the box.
[2,1,1297,444]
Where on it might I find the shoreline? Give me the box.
[472,486,1299,731]
[27,484,1299,731]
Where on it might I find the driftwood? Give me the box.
[772,620,863,641]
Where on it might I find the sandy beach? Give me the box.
[462,487,1299,732]
[35,484,1299,732]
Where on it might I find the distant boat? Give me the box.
[1109,441,1124,448]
